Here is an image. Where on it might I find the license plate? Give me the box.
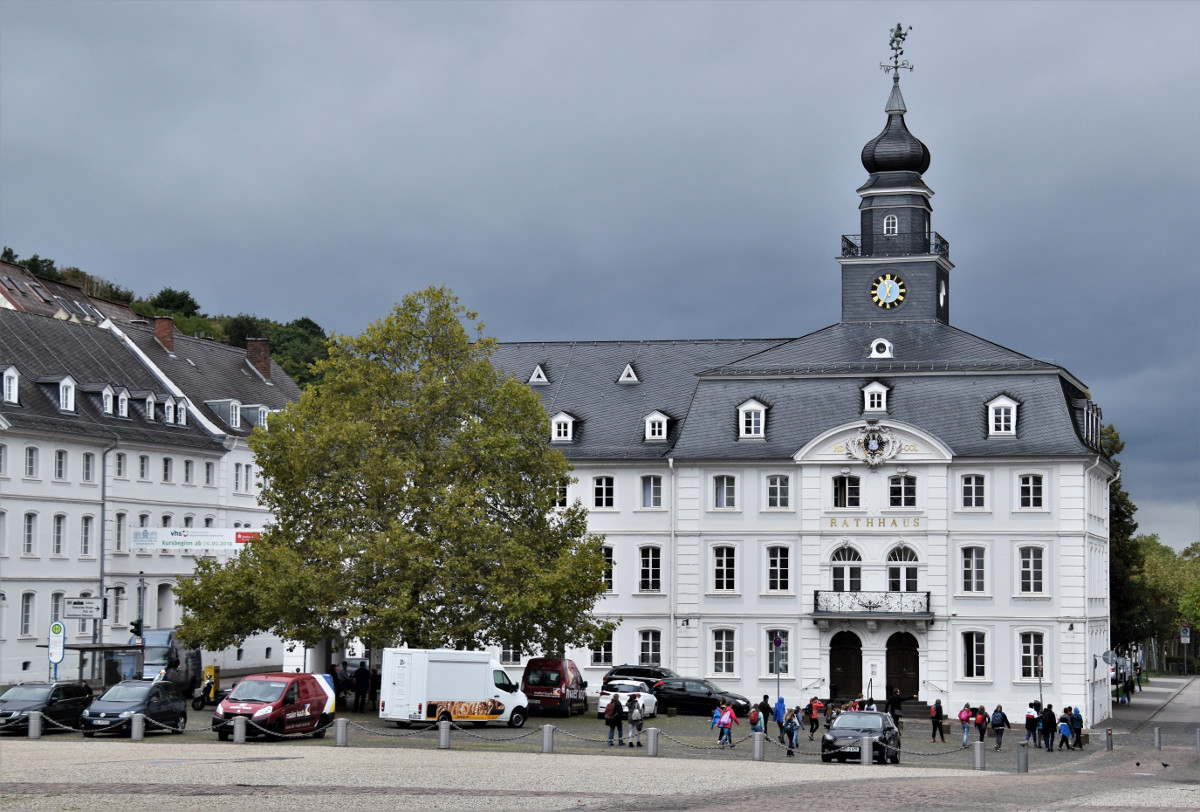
[92,719,111,726]
[844,746,859,752]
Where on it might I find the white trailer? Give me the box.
[378,648,528,728]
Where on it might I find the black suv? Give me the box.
[0,681,94,732]
[600,664,679,687]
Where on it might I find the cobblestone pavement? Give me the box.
[0,677,1195,810]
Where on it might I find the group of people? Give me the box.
[709,699,740,748]
[328,660,381,713]
[602,694,645,747]
[928,699,1082,752]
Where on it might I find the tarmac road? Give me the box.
[1,676,1196,811]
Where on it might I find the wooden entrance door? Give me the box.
[886,632,920,697]
[829,631,862,701]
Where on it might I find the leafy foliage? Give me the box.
[175,287,611,655]
[1104,424,1151,650]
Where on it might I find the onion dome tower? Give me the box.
[839,25,953,325]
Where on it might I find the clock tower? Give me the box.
[839,34,953,325]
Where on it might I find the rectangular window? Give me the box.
[713,475,736,509]
[889,475,916,507]
[641,475,662,508]
[205,462,214,486]
[640,547,661,592]
[184,460,193,484]
[0,443,6,476]
[593,476,614,508]
[591,634,613,666]
[993,406,1013,434]
[499,643,520,665]
[602,546,614,592]
[54,449,67,479]
[138,455,149,480]
[23,514,36,554]
[713,629,735,674]
[742,410,762,437]
[25,447,38,478]
[80,516,93,556]
[713,546,736,591]
[115,513,126,552]
[1020,547,1044,593]
[52,515,66,555]
[767,475,789,508]
[639,630,661,665]
[1020,474,1044,508]
[162,457,173,483]
[82,453,95,483]
[833,475,860,508]
[962,547,985,592]
[20,593,34,636]
[51,593,63,622]
[766,629,789,675]
[889,565,918,592]
[962,474,985,508]
[767,546,789,591]
[553,481,567,508]
[116,453,126,478]
[963,631,986,678]
[833,564,861,592]
[234,463,242,492]
[1020,632,1044,679]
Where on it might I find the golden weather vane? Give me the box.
[882,23,914,75]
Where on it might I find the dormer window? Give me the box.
[550,411,575,443]
[737,399,766,439]
[102,386,114,415]
[164,398,175,424]
[619,364,639,384]
[863,381,888,413]
[528,365,549,386]
[883,214,899,236]
[988,395,1019,436]
[117,390,129,418]
[644,411,668,442]
[58,376,76,411]
[3,366,18,404]
[257,407,269,427]
[145,394,156,422]
[177,400,187,425]
[229,400,241,429]
[869,338,894,359]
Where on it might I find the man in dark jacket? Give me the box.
[1041,704,1057,751]
[352,661,370,713]
[885,688,912,726]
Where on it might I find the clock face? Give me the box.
[871,273,906,309]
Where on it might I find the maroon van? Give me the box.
[520,658,587,716]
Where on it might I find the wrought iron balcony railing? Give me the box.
[841,232,949,260]
[813,590,932,616]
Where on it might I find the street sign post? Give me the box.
[48,621,65,681]
[63,597,104,619]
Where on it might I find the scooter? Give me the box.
[192,675,217,711]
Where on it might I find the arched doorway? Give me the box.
[886,631,920,697]
[829,631,862,701]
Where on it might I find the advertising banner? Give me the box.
[131,528,260,550]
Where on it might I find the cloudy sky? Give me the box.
[2,1,1197,550]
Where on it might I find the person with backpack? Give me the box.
[991,705,1011,751]
[1057,707,1074,750]
[974,704,989,742]
[1041,703,1056,752]
[626,695,644,748]
[748,702,764,735]
[930,698,946,743]
[717,700,739,748]
[712,700,725,744]
[1024,702,1039,746]
[757,694,772,733]
[957,702,973,747]
[807,696,824,740]
[782,709,799,756]
[773,696,787,744]
[604,693,625,746]
[1070,705,1084,749]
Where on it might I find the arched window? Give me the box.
[883,214,899,236]
[887,545,919,592]
[831,546,862,592]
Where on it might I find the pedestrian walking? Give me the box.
[352,660,370,713]
[626,696,644,747]
[1041,703,1056,752]
[991,705,1011,751]
[974,704,989,742]
[807,696,824,740]
[782,709,799,757]
[712,699,725,744]
[757,694,772,734]
[773,696,787,744]
[930,698,946,743]
[885,688,909,727]
[1057,708,1074,750]
[604,693,625,746]
[717,701,739,748]
[748,702,764,735]
[958,702,973,747]
[1070,705,1084,749]
[1024,702,1039,745]
[1135,662,1143,692]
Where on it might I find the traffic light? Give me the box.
[130,619,143,637]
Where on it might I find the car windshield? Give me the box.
[525,669,561,687]
[100,684,151,702]
[607,681,646,694]
[831,713,884,732]
[143,646,173,665]
[0,685,52,701]
[228,680,287,703]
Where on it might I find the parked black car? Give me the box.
[650,678,751,716]
[0,682,93,732]
[820,710,901,763]
[80,680,187,737]
[600,664,680,687]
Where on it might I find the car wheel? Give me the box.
[218,729,229,742]
[890,746,900,764]
[507,708,526,729]
[875,747,886,764]
[173,713,186,734]
[312,714,329,738]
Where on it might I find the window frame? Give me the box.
[765,473,791,510]
[53,449,67,480]
[712,474,737,510]
[887,545,919,592]
[22,512,37,555]
[882,213,899,236]
[831,546,862,593]
[959,473,987,510]
[2,366,17,404]
[1018,473,1046,510]
[710,543,738,594]
[1017,545,1048,596]
[764,544,792,594]
[639,629,662,666]
[592,475,615,510]
[711,628,737,676]
[737,399,766,439]
[591,634,613,667]
[833,474,861,509]
[961,630,988,680]
[960,545,988,595]
[640,474,663,510]
[1019,630,1047,681]
[639,545,662,592]
[888,474,917,508]
[24,446,38,478]
[601,545,614,593]
[52,514,66,556]
[765,627,790,676]
[987,395,1019,437]
[80,515,93,557]
[863,381,888,413]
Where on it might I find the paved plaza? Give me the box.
[1,676,1196,810]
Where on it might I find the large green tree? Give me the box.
[1105,424,1151,650]
[175,287,611,655]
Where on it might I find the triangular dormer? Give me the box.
[550,411,576,443]
[101,385,115,415]
[58,375,77,412]
[644,410,668,442]
[618,364,640,384]
[528,364,549,386]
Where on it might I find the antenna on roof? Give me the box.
[882,23,914,75]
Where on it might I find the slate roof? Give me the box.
[0,309,224,451]
[493,321,1101,462]
[0,261,110,324]
[120,322,302,438]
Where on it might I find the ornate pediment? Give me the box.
[845,419,902,469]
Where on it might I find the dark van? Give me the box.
[212,672,336,740]
[520,658,587,716]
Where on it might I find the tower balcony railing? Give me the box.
[840,232,949,260]
[813,590,932,618]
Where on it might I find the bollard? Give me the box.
[233,715,247,743]
[751,730,764,761]
[1017,741,1028,773]
[541,724,554,754]
[1105,728,1113,751]
[335,717,348,747]
[973,740,986,770]
[27,711,42,739]
[1154,727,1161,751]
[646,727,660,757]
[132,713,145,741]
[438,719,451,749]
[860,736,872,765]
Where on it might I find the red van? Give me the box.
[520,658,587,716]
[212,672,336,740]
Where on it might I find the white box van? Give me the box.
[378,648,528,728]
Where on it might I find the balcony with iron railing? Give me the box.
[841,232,949,260]
[813,590,933,620]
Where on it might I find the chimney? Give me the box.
[154,316,175,352]
[246,337,271,380]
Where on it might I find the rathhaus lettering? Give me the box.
[829,516,921,528]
